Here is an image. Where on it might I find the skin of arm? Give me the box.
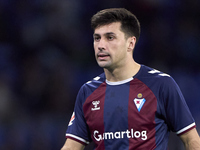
[180,128,200,150]
[61,139,85,150]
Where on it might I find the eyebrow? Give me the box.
[93,32,116,37]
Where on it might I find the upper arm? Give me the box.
[61,138,85,150]
[179,128,200,150]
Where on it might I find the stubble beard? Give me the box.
[97,60,112,69]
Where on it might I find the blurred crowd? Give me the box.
[0,0,199,149]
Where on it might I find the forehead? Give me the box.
[94,22,123,35]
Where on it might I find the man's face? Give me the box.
[93,22,130,70]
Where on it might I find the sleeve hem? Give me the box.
[176,122,196,136]
[66,133,90,146]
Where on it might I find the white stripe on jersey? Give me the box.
[66,133,90,144]
[176,122,196,135]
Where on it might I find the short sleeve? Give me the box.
[66,86,92,145]
[161,77,196,135]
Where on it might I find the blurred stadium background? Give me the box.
[0,0,199,149]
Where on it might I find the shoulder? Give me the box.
[77,73,106,98]
[136,65,175,86]
[74,73,106,108]
[82,72,105,89]
[85,73,106,86]
[135,65,181,97]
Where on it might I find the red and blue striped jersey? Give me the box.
[66,65,196,150]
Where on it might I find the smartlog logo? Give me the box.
[93,129,147,141]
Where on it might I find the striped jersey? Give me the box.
[66,65,196,150]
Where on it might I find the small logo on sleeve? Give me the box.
[68,112,75,126]
[134,93,146,112]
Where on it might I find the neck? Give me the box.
[104,60,140,82]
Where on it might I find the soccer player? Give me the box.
[61,8,200,150]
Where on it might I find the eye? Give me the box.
[94,36,101,42]
[107,35,115,41]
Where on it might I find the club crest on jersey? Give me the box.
[68,112,75,126]
[91,101,100,111]
[134,93,146,112]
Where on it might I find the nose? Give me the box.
[97,39,106,51]
[98,47,105,51]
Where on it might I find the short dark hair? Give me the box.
[91,8,141,44]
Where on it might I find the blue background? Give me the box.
[0,0,199,149]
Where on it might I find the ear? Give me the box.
[127,36,136,52]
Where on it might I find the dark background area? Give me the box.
[0,0,199,149]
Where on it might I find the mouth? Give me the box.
[97,53,110,60]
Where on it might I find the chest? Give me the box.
[83,80,157,133]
